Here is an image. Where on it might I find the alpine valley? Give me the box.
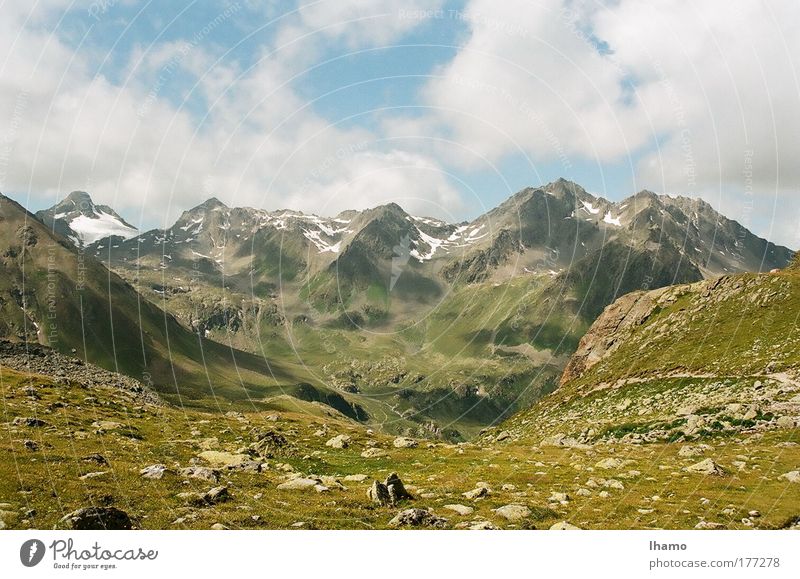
[1,180,798,531]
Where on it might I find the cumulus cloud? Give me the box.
[423,0,800,245]
[0,0,457,229]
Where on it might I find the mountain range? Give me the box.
[1,180,792,439]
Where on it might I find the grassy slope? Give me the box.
[2,365,798,530]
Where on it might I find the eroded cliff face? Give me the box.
[559,286,670,386]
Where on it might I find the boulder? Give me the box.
[140,464,169,479]
[386,472,414,503]
[494,504,531,522]
[360,448,387,458]
[779,470,800,483]
[198,451,252,468]
[393,437,418,448]
[367,481,391,506]
[61,507,132,530]
[463,486,490,500]
[443,504,474,516]
[388,508,447,528]
[277,477,326,492]
[179,466,220,483]
[685,458,726,476]
[325,434,351,449]
[550,521,581,530]
[495,430,511,442]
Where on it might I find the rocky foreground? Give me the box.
[0,356,798,530]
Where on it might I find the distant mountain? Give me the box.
[17,181,795,439]
[36,191,138,245]
[0,192,361,415]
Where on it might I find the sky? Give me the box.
[0,0,798,247]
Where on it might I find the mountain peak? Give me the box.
[197,197,227,210]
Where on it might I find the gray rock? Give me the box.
[550,521,581,530]
[386,472,414,503]
[367,480,391,506]
[61,507,132,530]
[325,434,351,449]
[685,458,726,476]
[360,448,387,458]
[779,470,800,483]
[140,464,169,479]
[495,430,511,442]
[277,478,321,491]
[393,437,418,449]
[494,504,531,522]
[443,504,474,516]
[463,486,490,500]
[179,466,220,482]
[388,508,447,528]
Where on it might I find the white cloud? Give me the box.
[0,0,457,230]
[423,0,800,245]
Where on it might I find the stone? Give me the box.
[360,448,387,458]
[468,520,497,530]
[494,504,531,522]
[250,430,289,458]
[695,521,726,530]
[550,521,581,530]
[23,439,39,451]
[140,464,169,479]
[179,466,220,482]
[393,437,418,448]
[368,473,413,506]
[325,434,351,449]
[549,492,571,503]
[277,477,321,491]
[495,430,511,442]
[678,444,712,457]
[776,416,797,429]
[443,504,474,516]
[91,420,123,431]
[595,458,623,469]
[79,471,107,480]
[367,481,391,506]
[198,451,252,468]
[386,472,414,503]
[12,417,47,428]
[210,523,227,530]
[344,474,368,482]
[82,453,108,465]
[388,508,447,528]
[779,470,800,483]
[463,486,490,500]
[204,486,229,505]
[61,507,132,530]
[685,458,726,476]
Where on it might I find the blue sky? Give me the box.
[1,0,798,246]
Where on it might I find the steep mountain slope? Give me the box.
[500,267,800,448]
[29,183,794,439]
[0,193,355,411]
[36,191,138,245]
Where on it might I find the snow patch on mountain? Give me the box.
[69,210,139,244]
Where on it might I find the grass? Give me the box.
[2,365,798,530]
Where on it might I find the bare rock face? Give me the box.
[560,288,668,385]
